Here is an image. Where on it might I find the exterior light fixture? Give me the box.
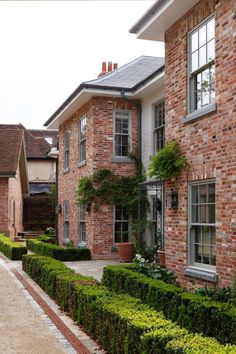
[167,189,178,209]
[56,204,62,214]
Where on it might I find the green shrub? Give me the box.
[102,265,236,345]
[26,239,91,261]
[166,334,236,353]
[0,233,27,260]
[22,255,235,353]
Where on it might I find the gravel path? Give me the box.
[0,260,68,354]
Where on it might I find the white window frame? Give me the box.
[79,116,87,163]
[113,110,131,158]
[188,15,215,114]
[63,201,69,241]
[63,130,70,171]
[153,100,165,153]
[188,180,216,270]
[114,205,130,243]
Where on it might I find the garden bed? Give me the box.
[26,239,91,261]
[102,265,236,345]
[22,254,236,353]
[0,234,27,260]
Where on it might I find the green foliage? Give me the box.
[148,140,188,180]
[0,233,27,260]
[22,254,235,354]
[132,254,177,284]
[195,286,236,306]
[101,265,236,345]
[166,334,236,354]
[77,166,148,240]
[26,239,91,261]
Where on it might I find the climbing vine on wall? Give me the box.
[77,157,148,241]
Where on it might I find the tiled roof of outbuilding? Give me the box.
[0,124,58,159]
[0,128,23,176]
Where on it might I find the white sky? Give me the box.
[0,0,164,130]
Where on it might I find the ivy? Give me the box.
[77,160,148,241]
[148,140,188,180]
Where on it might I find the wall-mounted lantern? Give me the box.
[56,204,62,214]
[166,189,178,209]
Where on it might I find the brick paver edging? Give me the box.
[10,266,92,354]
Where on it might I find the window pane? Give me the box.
[207,39,215,62]
[207,17,215,41]
[208,204,215,223]
[202,226,210,244]
[195,244,202,263]
[192,205,199,223]
[199,184,207,203]
[191,51,198,72]
[115,119,122,134]
[210,246,216,265]
[191,31,198,52]
[210,226,216,245]
[200,205,207,223]
[199,45,207,67]
[201,69,210,106]
[202,244,210,264]
[192,185,199,203]
[208,183,215,203]
[116,207,122,220]
[210,65,215,103]
[199,24,206,46]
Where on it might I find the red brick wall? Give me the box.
[0,178,9,234]
[8,165,24,238]
[164,0,236,287]
[58,96,138,256]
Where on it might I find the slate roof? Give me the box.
[83,56,164,90]
[44,56,164,127]
[0,124,58,159]
[0,128,23,176]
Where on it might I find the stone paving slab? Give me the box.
[64,260,120,282]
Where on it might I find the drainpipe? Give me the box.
[120,90,143,249]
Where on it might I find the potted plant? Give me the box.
[116,241,135,262]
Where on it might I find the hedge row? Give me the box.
[101,265,236,345]
[26,239,91,261]
[22,254,236,354]
[0,234,27,260]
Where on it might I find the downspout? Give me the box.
[120,90,143,249]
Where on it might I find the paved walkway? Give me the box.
[0,255,105,354]
[64,260,120,282]
[0,259,69,354]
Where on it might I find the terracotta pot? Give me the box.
[157,249,165,267]
[116,242,135,262]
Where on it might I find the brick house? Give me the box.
[0,124,58,231]
[0,128,28,238]
[44,57,164,258]
[131,0,236,287]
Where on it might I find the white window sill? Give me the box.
[111,156,133,163]
[77,160,86,168]
[184,266,218,283]
[182,103,217,124]
[63,168,70,174]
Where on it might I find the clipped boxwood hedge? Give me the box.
[101,265,236,345]
[26,239,91,261]
[22,254,236,354]
[0,233,27,260]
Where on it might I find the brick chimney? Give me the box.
[98,62,118,77]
